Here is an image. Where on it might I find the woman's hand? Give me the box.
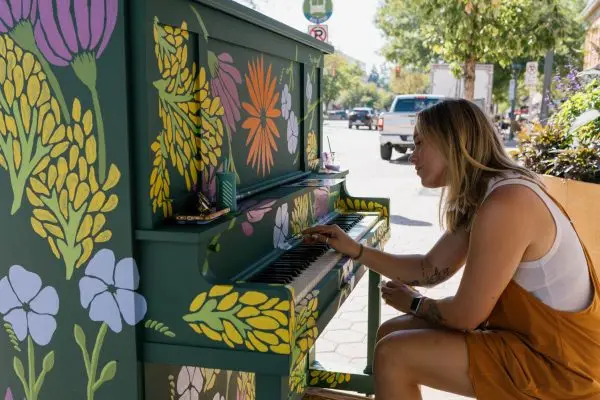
[380,280,422,313]
[302,224,361,258]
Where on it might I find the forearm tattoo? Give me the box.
[404,259,452,287]
[415,299,446,326]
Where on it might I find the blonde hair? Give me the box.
[415,99,539,232]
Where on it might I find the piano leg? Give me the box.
[364,270,381,376]
[255,374,291,399]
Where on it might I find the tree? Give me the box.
[376,0,580,100]
[391,69,430,95]
[323,53,365,109]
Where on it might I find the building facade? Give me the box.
[584,0,600,69]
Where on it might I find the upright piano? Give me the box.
[0,0,389,399]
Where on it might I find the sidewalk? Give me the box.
[315,270,469,400]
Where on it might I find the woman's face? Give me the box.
[410,131,448,188]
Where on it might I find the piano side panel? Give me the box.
[0,1,141,399]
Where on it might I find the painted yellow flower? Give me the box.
[291,193,311,235]
[236,371,255,400]
[0,34,67,215]
[242,56,281,176]
[151,19,224,217]
[27,99,119,280]
[306,130,319,170]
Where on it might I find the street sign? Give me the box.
[308,25,328,42]
[509,79,516,101]
[303,0,333,24]
[525,61,538,87]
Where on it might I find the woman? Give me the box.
[303,99,600,399]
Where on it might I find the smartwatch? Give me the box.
[410,296,425,315]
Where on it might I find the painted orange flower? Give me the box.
[242,56,281,175]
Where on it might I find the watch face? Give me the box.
[410,296,422,312]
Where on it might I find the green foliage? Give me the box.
[550,82,600,143]
[376,0,583,99]
[515,81,600,184]
[390,69,430,95]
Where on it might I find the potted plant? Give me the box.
[514,73,600,267]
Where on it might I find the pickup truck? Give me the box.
[378,94,444,160]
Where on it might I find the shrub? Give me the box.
[515,80,600,184]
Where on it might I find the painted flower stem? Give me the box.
[0,90,48,214]
[86,323,108,400]
[27,336,35,400]
[42,190,86,280]
[225,126,240,184]
[71,53,107,184]
[9,21,71,124]
[76,323,116,400]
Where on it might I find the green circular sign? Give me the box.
[303,0,333,24]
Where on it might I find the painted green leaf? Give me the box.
[42,351,55,372]
[13,356,25,385]
[97,360,117,385]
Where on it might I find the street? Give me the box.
[316,120,469,399]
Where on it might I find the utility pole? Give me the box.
[540,50,554,126]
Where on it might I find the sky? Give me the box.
[233,0,386,71]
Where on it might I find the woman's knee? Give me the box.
[376,314,434,342]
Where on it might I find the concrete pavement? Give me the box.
[315,121,470,399]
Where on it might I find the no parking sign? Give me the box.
[308,25,328,42]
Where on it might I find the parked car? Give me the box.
[348,107,376,130]
[327,110,347,120]
[378,95,444,160]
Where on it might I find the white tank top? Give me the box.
[483,172,593,312]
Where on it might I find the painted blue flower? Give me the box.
[79,249,147,333]
[0,265,59,346]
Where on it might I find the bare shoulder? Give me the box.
[474,184,542,236]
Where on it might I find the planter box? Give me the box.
[540,175,600,271]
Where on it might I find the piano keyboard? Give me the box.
[248,213,380,302]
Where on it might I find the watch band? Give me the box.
[410,296,424,314]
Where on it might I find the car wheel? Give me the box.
[355,125,360,129]
[380,144,392,160]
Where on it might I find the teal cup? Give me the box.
[216,171,237,212]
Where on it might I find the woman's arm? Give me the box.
[413,186,536,330]
[303,223,470,287]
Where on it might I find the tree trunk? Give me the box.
[463,57,476,100]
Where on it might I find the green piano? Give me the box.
[0,0,390,399]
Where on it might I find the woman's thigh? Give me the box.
[375,329,475,397]
[376,314,441,341]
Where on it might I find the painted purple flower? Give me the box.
[287,111,298,154]
[0,0,37,33]
[273,203,289,249]
[34,0,118,184]
[0,265,59,346]
[242,199,276,236]
[281,84,292,120]
[209,51,242,133]
[34,0,117,66]
[79,249,147,333]
[306,73,313,102]
[313,187,329,218]
[4,388,13,400]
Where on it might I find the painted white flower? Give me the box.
[273,203,289,249]
[306,73,313,102]
[177,366,204,400]
[212,394,225,400]
[281,84,292,120]
[287,111,299,154]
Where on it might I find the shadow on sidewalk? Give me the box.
[390,214,432,227]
